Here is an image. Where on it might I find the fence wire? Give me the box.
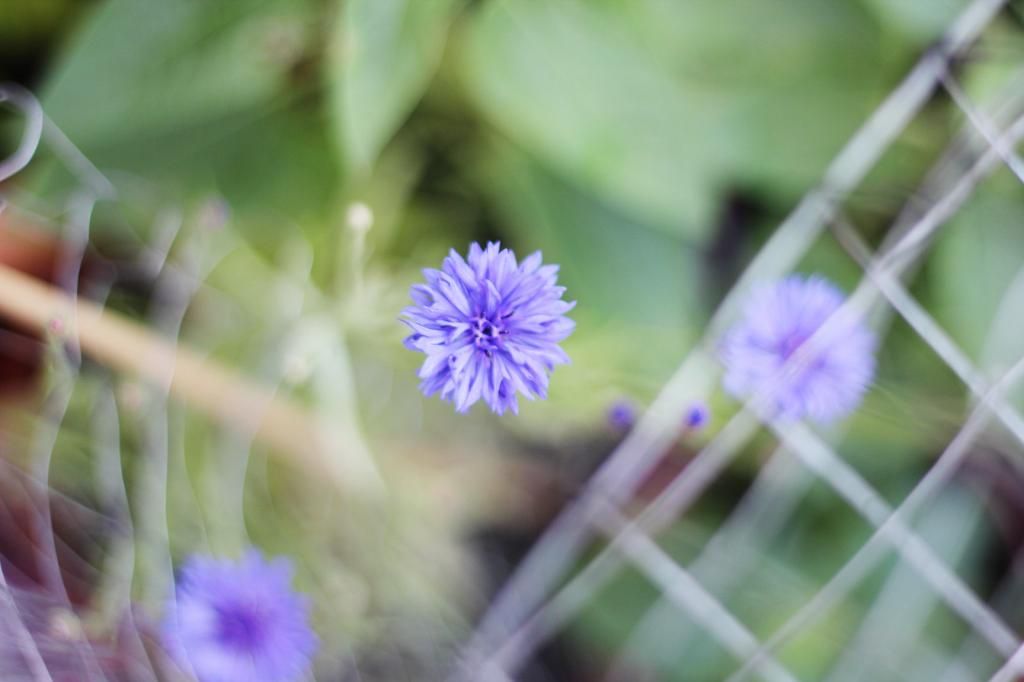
[458,0,1024,679]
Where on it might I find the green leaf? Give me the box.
[330,0,462,172]
[457,0,893,239]
[982,270,1024,384]
[41,0,314,152]
[860,0,968,43]
[458,0,720,238]
[605,0,892,197]
[0,0,81,55]
[35,0,340,237]
[931,177,1024,363]
[479,138,700,330]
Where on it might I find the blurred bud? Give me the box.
[346,202,374,234]
[684,401,709,431]
[282,351,313,386]
[606,400,636,431]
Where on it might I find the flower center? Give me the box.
[472,315,507,353]
[777,330,806,358]
[215,601,268,651]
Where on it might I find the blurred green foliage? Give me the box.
[7,0,1024,678]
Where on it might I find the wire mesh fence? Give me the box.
[457,0,1024,679]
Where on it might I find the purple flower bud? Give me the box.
[684,402,709,430]
[606,400,636,430]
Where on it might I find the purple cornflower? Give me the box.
[607,400,637,430]
[684,402,709,430]
[402,242,576,415]
[163,550,317,682]
[720,275,876,423]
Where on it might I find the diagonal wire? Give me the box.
[831,215,1024,468]
[724,256,1024,678]
[724,363,1024,681]
[602,446,816,681]
[822,483,989,682]
[941,549,1024,681]
[589,500,798,682]
[990,646,1024,682]
[727,106,1024,673]
[807,69,1024,679]
[602,67,1024,674]
[737,418,1020,672]
[723,202,1024,680]
[474,73,1024,681]
[939,68,1024,184]
[456,2,1008,675]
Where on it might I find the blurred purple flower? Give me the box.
[684,401,709,430]
[402,242,576,415]
[720,275,875,423]
[163,550,317,682]
[606,400,636,430]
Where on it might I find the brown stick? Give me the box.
[0,261,345,487]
